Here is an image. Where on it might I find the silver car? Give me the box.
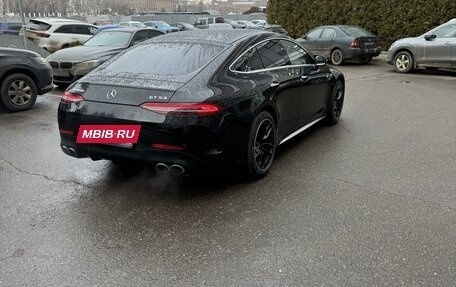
[387,18,456,73]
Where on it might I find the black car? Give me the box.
[58,30,345,178]
[46,28,164,86]
[0,48,53,112]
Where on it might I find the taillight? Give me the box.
[151,143,184,151]
[61,92,84,104]
[349,39,360,48]
[35,32,50,38]
[59,129,74,135]
[141,102,221,115]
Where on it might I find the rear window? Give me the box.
[101,42,224,77]
[340,26,374,37]
[26,20,51,31]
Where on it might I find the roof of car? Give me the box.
[98,27,163,33]
[30,18,83,24]
[145,29,273,45]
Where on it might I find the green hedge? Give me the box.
[267,0,456,49]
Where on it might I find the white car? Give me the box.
[21,18,98,53]
[119,21,147,28]
[251,20,267,27]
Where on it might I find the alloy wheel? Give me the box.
[395,54,410,71]
[8,80,32,106]
[334,87,344,119]
[331,49,343,65]
[254,119,275,170]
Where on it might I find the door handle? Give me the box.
[443,42,452,46]
[270,82,280,88]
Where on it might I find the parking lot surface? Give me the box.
[1,62,455,286]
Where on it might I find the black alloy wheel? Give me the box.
[326,80,344,125]
[0,73,37,112]
[247,111,276,178]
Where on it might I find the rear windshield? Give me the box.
[340,26,374,37]
[101,42,224,77]
[26,20,51,31]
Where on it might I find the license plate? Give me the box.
[76,125,141,144]
[53,69,70,77]
[364,41,375,46]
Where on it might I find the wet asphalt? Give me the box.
[0,62,455,287]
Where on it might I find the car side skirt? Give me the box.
[279,116,326,145]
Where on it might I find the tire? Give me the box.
[393,51,414,73]
[326,80,344,125]
[246,111,276,179]
[330,48,344,65]
[0,73,37,112]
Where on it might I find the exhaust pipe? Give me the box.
[61,146,69,154]
[68,147,77,157]
[156,163,169,172]
[170,164,185,175]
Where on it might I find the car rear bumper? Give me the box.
[344,47,382,59]
[57,108,251,172]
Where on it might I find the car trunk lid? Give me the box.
[72,77,184,106]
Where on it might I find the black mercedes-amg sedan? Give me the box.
[58,29,345,178]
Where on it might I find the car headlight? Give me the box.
[33,56,48,65]
[76,60,102,69]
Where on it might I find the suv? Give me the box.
[21,18,98,53]
[387,18,456,73]
[0,48,53,112]
[0,21,23,35]
[194,17,225,29]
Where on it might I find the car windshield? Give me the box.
[100,42,225,78]
[225,19,237,24]
[132,22,146,28]
[340,26,374,37]
[154,21,169,27]
[84,31,132,47]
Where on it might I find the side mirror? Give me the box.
[302,35,307,39]
[424,34,437,41]
[314,55,327,66]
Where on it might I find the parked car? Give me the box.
[296,25,381,65]
[46,28,164,86]
[170,22,197,31]
[263,24,288,35]
[0,21,22,35]
[194,17,225,29]
[57,30,345,178]
[237,20,256,28]
[144,21,179,33]
[251,20,267,27]
[224,19,243,29]
[387,18,456,73]
[0,48,53,112]
[119,21,146,28]
[21,18,98,53]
